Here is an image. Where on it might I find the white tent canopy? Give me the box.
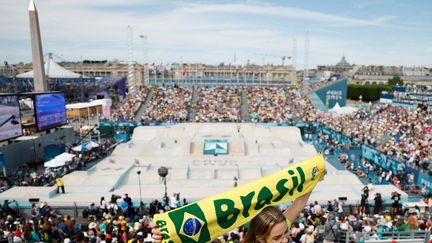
[329,103,359,116]
[330,102,341,111]
[44,158,66,168]
[44,152,75,168]
[17,57,84,79]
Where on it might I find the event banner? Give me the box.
[362,145,387,168]
[154,154,326,243]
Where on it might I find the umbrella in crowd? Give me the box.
[72,141,100,152]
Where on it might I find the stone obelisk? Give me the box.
[28,0,47,92]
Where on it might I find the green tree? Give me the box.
[347,84,392,101]
[387,76,404,86]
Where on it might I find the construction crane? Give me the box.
[254,53,292,66]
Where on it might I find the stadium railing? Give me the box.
[359,230,430,243]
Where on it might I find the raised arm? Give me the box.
[283,192,312,223]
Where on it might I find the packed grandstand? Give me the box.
[0,83,431,242]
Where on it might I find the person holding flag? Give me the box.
[151,154,326,243]
[243,192,312,243]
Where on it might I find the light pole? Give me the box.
[137,170,143,203]
[139,35,149,87]
[158,166,169,205]
[12,65,18,93]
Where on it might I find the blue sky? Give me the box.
[1,0,431,67]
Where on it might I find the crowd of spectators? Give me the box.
[283,198,431,242]
[1,83,431,242]
[194,86,241,122]
[1,193,430,243]
[141,86,192,122]
[320,104,431,174]
[112,87,149,122]
[384,84,432,107]
[0,141,114,193]
[106,84,430,177]
[303,79,337,93]
[247,87,291,122]
[0,200,151,242]
[313,128,429,197]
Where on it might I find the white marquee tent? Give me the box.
[44,152,75,168]
[329,102,359,116]
[17,57,84,79]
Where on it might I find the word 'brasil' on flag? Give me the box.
[154,154,326,243]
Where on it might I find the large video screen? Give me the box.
[0,95,23,141]
[204,139,229,155]
[35,93,67,131]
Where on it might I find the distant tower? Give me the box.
[304,30,310,82]
[139,35,149,86]
[292,38,297,86]
[28,0,47,92]
[127,25,136,96]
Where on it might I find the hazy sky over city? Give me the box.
[1,0,431,67]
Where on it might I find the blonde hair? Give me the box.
[243,206,286,243]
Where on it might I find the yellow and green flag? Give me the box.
[154,154,326,243]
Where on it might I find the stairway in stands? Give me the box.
[241,88,249,121]
[188,86,199,122]
[134,88,153,121]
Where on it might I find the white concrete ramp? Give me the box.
[0,123,407,207]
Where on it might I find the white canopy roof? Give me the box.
[329,103,359,116]
[17,57,83,79]
[44,158,66,168]
[44,152,75,168]
[66,99,111,109]
[330,102,341,111]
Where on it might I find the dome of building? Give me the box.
[335,56,351,70]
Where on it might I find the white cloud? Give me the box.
[0,1,429,66]
[180,3,394,27]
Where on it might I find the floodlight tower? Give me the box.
[127,25,136,96]
[292,38,298,86]
[304,30,310,83]
[139,35,149,86]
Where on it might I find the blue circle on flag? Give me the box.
[183,218,201,236]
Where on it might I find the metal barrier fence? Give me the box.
[359,230,429,243]
[320,230,431,243]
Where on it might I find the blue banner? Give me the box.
[392,87,406,92]
[115,133,131,142]
[405,166,420,184]
[294,122,309,128]
[362,145,387,168]
[417,172,432,194]
[380,93,394,99]
[43,144,66,162]
[392,102,418,108]
[386,158,405,174]
[313,79,347,111]
[0,152,5,169]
